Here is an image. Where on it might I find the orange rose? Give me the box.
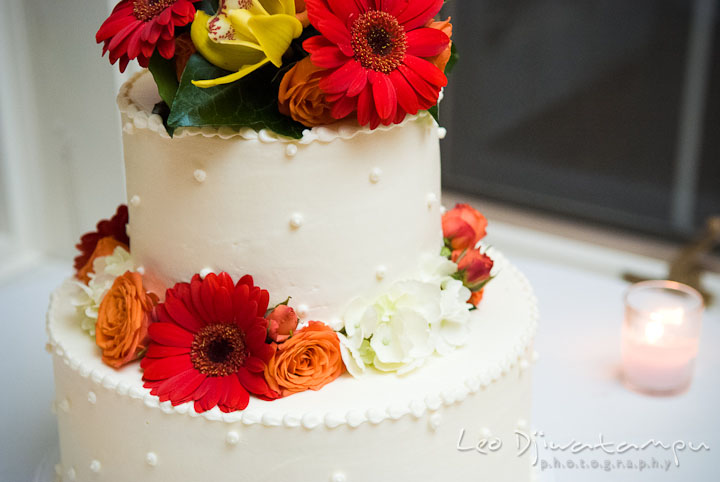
[76,236,128,284]
[442,203,488,251]
[96,271,158,369]
[264,321,345,396]
[295,0,309,27]
[427,17,453,72]
[278,57,337,127]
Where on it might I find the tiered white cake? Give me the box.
[48,72,538,482]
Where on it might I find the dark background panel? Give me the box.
[440,0,718,240]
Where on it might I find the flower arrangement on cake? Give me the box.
[96,0,457,137]
[71,202,494,413]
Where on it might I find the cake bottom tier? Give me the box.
[48,252,537,482]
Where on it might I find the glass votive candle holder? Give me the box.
[621,280,704,395]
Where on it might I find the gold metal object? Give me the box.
[623,216,720,305]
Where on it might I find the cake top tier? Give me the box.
[96,0,456,137]
[119,68,444,326]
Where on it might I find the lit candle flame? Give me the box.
[644,307,685,343]
[649,307,684,325]
[645,319,665,343]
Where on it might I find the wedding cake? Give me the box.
[47,1,538,480]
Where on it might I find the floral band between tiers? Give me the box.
[49,249,538,428]
[68,203,496,413]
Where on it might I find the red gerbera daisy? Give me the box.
[303,0,450,129]
[142,273,279,413]
[73,204,130,274]
[96,0,199,72]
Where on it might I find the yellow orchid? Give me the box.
[191,0,303,88]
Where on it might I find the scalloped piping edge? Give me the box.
[117,71,437,144]
[46,250,538,429]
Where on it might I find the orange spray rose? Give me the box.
[452,249,493,306]
[468,289,485,307]
[452,249,494,290]
[267,305,299,343]
[264,321,345,396]
[278,57,337,127]
[76,236,128,284]
[442,203,488,251]
[427,17,453,72]
[96,271,158,369]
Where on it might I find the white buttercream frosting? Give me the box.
[119,71,443,322]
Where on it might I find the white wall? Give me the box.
[1,0,135,266]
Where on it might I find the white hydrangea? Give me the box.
[71,246,134,336]
[339,256,472,377]
[419,254,458,284]
[434,278,472,355]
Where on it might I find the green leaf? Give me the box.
[428,104,439,123]
[445,43,459,76]
[148,51,179,108]
[265,296,292,317]
[198,0,219,15]
[469,276,494,293]
[167,54,306,139]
